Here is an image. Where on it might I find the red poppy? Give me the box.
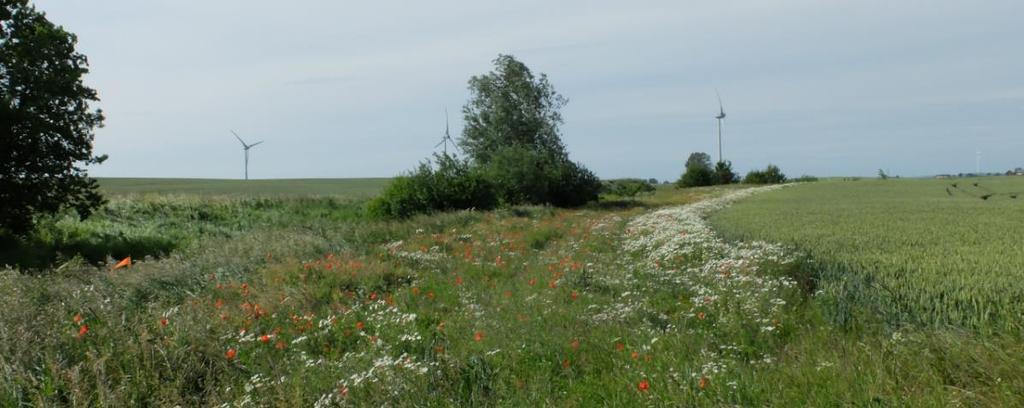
[260,334,271,344]
[637,379,650,392]
[697,312,706,320]
[355,321,365,330]
[77,324,89,338]
[562,359,571,369]
[275,341,287,350]
[615,342,625,351]
[571,291,579,300]
[159,317,169,327]
[631,351,640,360]
[698,376,709,390]
[474,331,484,342]
[455,276,463,285]
[225,348,237,360]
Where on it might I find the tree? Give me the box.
[714,161,739,184]
[460,54,600,207]
[460,54,568,163]
[1,1,106,235]
[676,152,714,188]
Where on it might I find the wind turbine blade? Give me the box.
[231,130,249,148]
[248,141,264,148]
[715,89,724,112]
[435,140,445,148]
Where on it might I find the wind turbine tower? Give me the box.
[715,90,727,164]
[231,130,263,180]
[976,149,981,174]
[435,108,457,155]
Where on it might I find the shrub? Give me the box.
[793,175,819,183]
[744,164,787,184]
[480,146,600,208]
[714,161,739,185]
[677,165,714,188]
[367,155,495,219]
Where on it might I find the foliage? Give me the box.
[685,152,712,170]
[367,154,495,219]
[676,152,715,188]
[459,54,567,164]
[743,164,787,184]
[713,161,739,185]
[792,175,819,183]
[602,178,656,199]
[0,1,106,235]
[374,55,600,219]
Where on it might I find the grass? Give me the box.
[2,179,1023,406]
[97,178,390,197]
[710,176,1024,332]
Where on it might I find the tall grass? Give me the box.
[2,183,1023,405]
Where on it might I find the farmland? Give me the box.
[97,178,390,197]
[711,176,1024,331]
[3,179,1024,406]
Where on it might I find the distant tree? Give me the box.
[676,152,714,188]
[744,164,787,184]
[714,161,739,185]
[685,152,712,171]
[1,1,106,235]
[647,178,659,185]
[460,54,568,163]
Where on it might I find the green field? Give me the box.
[711,176,1024,331]
[3,179,1024,406]
[97,178,390,197]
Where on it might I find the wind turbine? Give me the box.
[231,130,263,180]
[434,108,457,155]
[715,89,727,164]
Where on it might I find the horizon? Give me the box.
[34,0,1024,180]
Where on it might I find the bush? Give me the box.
[367,155,496,219]
[793,175,819,183]
[714,161,739,185]
[480,146,600,208]
[744,164,787,184]
[677,165,714,188]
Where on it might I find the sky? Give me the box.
[34,0,1024,180]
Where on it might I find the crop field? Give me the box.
[3,180,1024,406]
[711,177,1024,332]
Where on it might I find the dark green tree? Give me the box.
[677,152,714,188]
[714,160,739,184]
[460,54,568,163]
[460,54,599,207]
[1,1,106,235]
[685,152,712,170]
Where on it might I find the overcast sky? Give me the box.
[35,0,1024,179]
